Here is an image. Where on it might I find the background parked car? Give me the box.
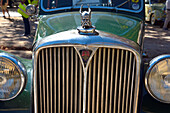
[145,0,166,25]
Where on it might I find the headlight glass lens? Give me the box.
[26,4,36,15]
[0,57,24,100]
[146,58,170,103]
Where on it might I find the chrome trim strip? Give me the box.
[137,22,144,45]
[34,30,140,53]
[34,49,38,113]
[74,46,98,113]
[0,53,26,101]
[134,53,141,113]
[41,0,143,13]
[82,63,86,113]
[145,55,170,104]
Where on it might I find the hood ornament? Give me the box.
[80,4,92,29]
[77,5,98,35]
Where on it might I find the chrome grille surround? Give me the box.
[33,30,141,113]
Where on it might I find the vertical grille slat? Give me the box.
[79,60,83,113]
[62,47,65,113]
[92,53,97,113]
[36,47,140,113]
[49,48,53,113]
[109,49,115,113]
[125,52,132,113]
[38,55,42,113]
[70,48,74,113]
[45,49,50,113]
[121,51,128,113]
[118,50,124,113]
[87,63,92,113]
[54,48,57,113]
[105,48,110,113]
[42,49,46,113]
[101,48,106,113]
[113,49,120,113]
[58,48,61,113]
[74,52,78,113]
[66,47,69,113]
[96,48,102,113]
[133,58,140,113]
[129,58,136,113]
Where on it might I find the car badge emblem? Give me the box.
[77,5,98,35]
[80,49,92,66]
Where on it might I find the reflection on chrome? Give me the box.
[0,58,21,100]
[0,76,7,85]
[163,74,170,87]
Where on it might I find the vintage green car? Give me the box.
[145,0,166,25]
[1,0,170,113]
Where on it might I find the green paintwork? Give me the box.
[34,11,143,44]
[0,50,32,111]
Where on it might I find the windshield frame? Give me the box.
[40,0,144,13]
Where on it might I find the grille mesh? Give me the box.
[35,47,138,113]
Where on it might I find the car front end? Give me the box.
[0,0,170,113]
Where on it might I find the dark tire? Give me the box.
[150,14,157,25]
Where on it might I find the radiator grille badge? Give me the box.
[80,49,92,66]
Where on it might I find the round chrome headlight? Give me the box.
[0,54,26,101]
[26,4,36,15]
[145,55,170,103]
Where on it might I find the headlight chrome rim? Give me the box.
[0,53,26,101]
[145,55,170,103]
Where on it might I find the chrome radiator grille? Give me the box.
[35,47,139,113]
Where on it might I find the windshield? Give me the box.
[41,0,143,13]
